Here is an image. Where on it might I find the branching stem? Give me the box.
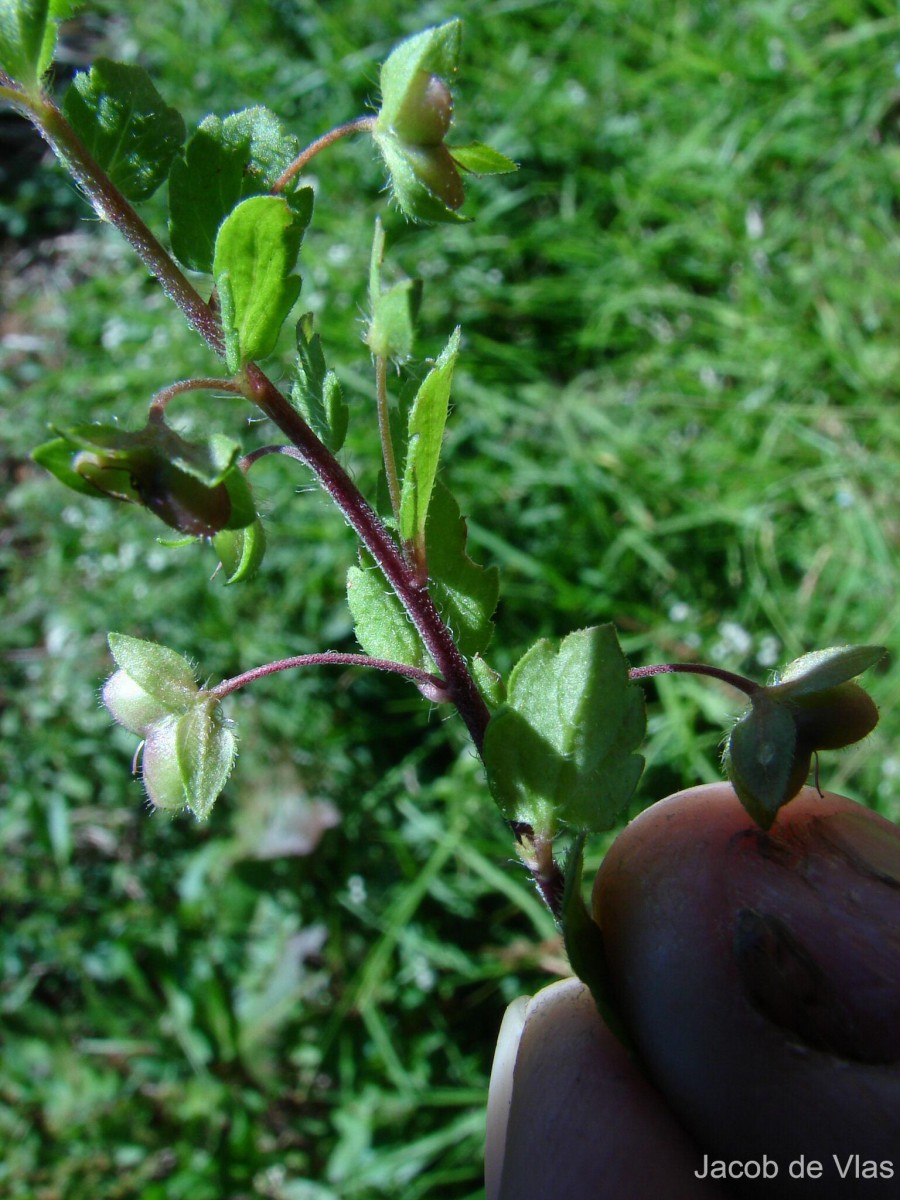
[10,95,491,754]
[241,364,492,753]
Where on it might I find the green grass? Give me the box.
[1,0,898,1196]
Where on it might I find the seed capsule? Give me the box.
[392,71,454,146]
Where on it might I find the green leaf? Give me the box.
[483,626,645,835]
[213,518,266,585]
[724,697,809,829]
[107,633,198,711]
[367,278,422,361]
[221,105,301,191]
[62,59,185,201]
[561,835,632,1048]
[176,701,236,821]
[472,655,505,708]
[377,21,461,131]
[291,313,349,453]
[373,375,420,519]
[374,132,467,223]
[168,106,309,273]
[0,0,52,87]
[483,703,560,836]
[213,194,304,372]
[773,644,887,698]
[347,551,427,670]
[425,482,499,661]
[448,142,518,175]
[398,327,460,545]
[32,435,101,496]
[221,461,256,530]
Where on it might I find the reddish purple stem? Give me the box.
[210,652,447,701]
[629,662,760,696]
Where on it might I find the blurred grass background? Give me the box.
[1,0,898,1196]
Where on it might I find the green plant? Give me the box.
[1,1,895,1191]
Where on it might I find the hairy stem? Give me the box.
[31,96,225,355]
[530,834,566,922]
[211,652,447,700]
[242,364,492,752]
[149,377,242,419]
[13,94,491,752]
[272,115,377,193]
[629,661,760,696]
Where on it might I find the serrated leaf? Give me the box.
[724,697,808,829]
[367,278,422,361]
[398,327,460,545]
[107,633,198,710]
[425,482,498,660]
[168,107,308,273]
[483,626,645,835]
[774,645,887,698]
[377,20,461,130]
[347,553,427,670]
[0,0,52,87]
[62,59,185,201]
[213,194,304,372]
[291,313,348,453]
[213,517,266,585]
[561,834,631,1047]
[175,701,236,821]
[448,142,518,175]
[482,702,559,834]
